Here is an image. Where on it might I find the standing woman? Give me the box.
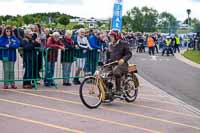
[61,30,75,86]
[35,24,46,48]
[0,26,19,89]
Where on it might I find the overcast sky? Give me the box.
[0,0,200,21]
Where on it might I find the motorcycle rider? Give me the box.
[107,30,132,95]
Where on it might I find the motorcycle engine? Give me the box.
[106,81,113,90]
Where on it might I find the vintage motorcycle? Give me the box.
[79,61,139,109]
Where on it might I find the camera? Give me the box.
[32,33,38,40]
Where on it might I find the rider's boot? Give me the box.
[114,78,123,96]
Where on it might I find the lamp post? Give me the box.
[186,9,191,25]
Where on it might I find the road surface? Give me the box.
[133,52,200,110]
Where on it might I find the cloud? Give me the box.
[191,0,200,2]
[24,0,82,5]
[0,0,200,21]
[0,0,15,1]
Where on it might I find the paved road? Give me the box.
[133,52,200,110]
[1,78,200,133]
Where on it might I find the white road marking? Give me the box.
[151,56,157,61]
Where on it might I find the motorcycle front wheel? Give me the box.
[79,77,102,109]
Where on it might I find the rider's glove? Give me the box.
[118,59,125,65]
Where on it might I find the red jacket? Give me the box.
[46,37,64,62]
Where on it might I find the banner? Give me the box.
[111,0,123,31]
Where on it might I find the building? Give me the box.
[177,21,193,30]
[70,17,109,28]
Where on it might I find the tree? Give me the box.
[192,18,200,32]
[23,15,34,24]
[3,15,12,21]
[123,6,158,32]
[190,18,199,26]
[34,16,42,23]
[194,23,200,32]
[0,17,3,25]
[184,18,192,24]
[122,16,131,32]
[58,15,70,26]
[97,21,103,28]
[0,12,76,29]
[72,24,85,29]
[16,16,24,27]
[158,12,178,33]
[141,7,158,32]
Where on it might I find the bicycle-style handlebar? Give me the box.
[103,61,118,67]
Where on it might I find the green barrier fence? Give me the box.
[0,47,106,89]
[0,47,44,89]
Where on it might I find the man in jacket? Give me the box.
[87,30,101,75]
[174,34,181,53]
[44,32,64,86]
[107,31,132,95]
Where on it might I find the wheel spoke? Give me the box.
[80,77,102,109]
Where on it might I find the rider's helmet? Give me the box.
[109,30,119,41]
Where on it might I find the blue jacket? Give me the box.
[0,36,20,62]
[88,35,101,49]
[100,40,108,51]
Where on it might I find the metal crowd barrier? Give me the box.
[0,47,44,89]
[0,47,107,89]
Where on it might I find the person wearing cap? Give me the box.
[73,28,91,85]
[44,32,64,86]
[22,29,41,89]
[107,30,132,95]
[0,26,19,89]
